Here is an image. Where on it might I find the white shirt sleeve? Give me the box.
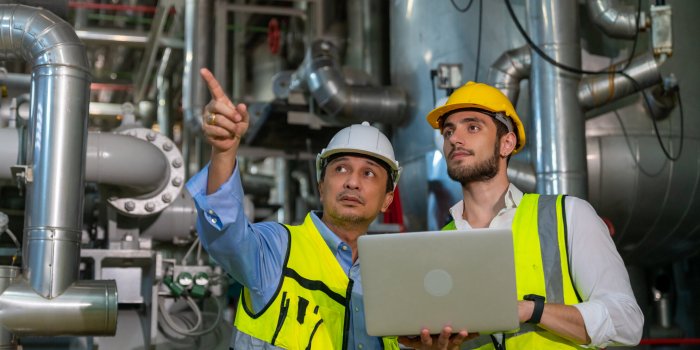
[566,197,644,347]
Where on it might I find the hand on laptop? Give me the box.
[398,326,477,349]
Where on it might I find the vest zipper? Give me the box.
[341,279,354,349]
[271,291,290,345]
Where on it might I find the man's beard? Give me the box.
[447,143,500,185]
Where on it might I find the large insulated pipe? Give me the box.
[0,130,168,200]
[0,278,117,336]
[0,4,115,335]
[586,0,640,39]
[527,1,588,198]
[346,0,388,83]
[296,39,406,124]
[578,52,662,112]
[488,45,531,104]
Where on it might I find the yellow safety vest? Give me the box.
[233,213,399,349]
[443,194,586,350]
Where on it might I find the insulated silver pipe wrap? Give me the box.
[0,279,118,336]
[527,0,588,198]
[0,4,117,337]
[0,4,90,297]
[488,45,531,104]
[578,52,662,111]
[302,40,406,125]
[586,0,639,39]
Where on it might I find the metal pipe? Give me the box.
[0,266,19,349]
[0,129,169,198]
[156,48,174,139]
[85,133,169,193]
[0,4,115,336]
[579,52,662,112]
[507,160,536,193]
[586,0,640,39]
[346,0,387,83]
[0,279,117,336]
[527,0,588,198]
[140,191,197,243]
[298,40,406,125]
[76,29,184,48]
[0,4,88,297]
[488,45,531,104]
[226,4,306,18]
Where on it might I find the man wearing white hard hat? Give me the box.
[186,69,470,350]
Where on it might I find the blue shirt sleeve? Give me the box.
[186,163,288,311]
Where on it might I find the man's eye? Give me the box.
[334,165,348,173]
[364,170,376,177]
[468,125,480,132]
[443,130,453,138]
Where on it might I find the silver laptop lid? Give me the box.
[358,228,519,336]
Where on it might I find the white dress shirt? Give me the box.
[448,184,643,348]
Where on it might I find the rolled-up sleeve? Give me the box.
[186,163,288,309]
[566,197,644,348]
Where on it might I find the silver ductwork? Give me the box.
[0,4,116,336]
[291,39,407,125]
[527,0,588,198]
[488,45,531,103]
[586,0,640,39]
[579,52,662,112]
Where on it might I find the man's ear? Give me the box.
[500,132,517,157]
[380,191,395,213]
[317,181,324,202]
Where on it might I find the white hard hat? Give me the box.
[316,122,401,189]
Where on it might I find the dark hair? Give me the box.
[319,152,394,193]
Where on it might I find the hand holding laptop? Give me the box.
[397,326,476,349]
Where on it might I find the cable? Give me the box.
[158,295,224,337]
[504,0,684,161]
[612,109,666,177]
[184,296,224,336]
[430,69,438,108]
[181,237,200,265]
[3,228,21,250]
[196,239,202,264]
[618,72,684,161]
[503,0,641,76]
[474,0,483,82]
[158,296,203,335]
[450,0,475,13]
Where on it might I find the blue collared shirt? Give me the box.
[186,164,381,350]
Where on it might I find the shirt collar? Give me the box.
[448,183,523,225]
[310,210,344,251]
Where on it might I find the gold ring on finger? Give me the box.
[206,113,217,126]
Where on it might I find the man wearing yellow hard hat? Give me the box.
[419,82,643,349]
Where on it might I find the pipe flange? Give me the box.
[107,128,184,216]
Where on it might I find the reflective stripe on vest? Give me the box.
[443,194,584,349]
[233,213,399,349]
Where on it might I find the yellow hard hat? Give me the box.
[426,81,526,154]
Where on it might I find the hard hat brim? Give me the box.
[320,148,400,172]
[426,102,505,129]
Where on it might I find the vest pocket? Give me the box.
[273,294,344,349]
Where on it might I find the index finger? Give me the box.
[200,68,228,101]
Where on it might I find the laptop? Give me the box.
[358,228,519,336]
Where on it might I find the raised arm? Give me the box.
[199,68,249,194]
